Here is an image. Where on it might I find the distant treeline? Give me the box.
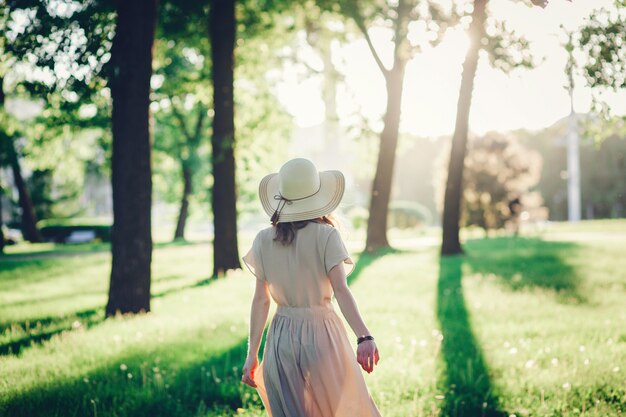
[389,116,625,223]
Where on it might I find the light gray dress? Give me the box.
[243,222,382,417]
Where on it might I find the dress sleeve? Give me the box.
[324,228,354,277]
[243,233,265,281]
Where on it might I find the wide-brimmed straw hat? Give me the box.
[259,158,345,224]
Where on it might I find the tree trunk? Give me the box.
[209,0,241,277]
[9,141,42,243]
[365,65,406,252]
[0,186,5,253]
[362,0,410,253]
[0,75,41,244]
[106,0,158,316]
[170,103,205,242]
[174,163,192,240]
[440,0,487,256]
[0,78,5,251]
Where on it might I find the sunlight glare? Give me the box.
[274,0,625,138]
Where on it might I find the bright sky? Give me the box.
[276,0,626,137]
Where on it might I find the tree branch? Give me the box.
[345,0,389,77]
[170,101,194,144]
[301,60,323,76]
[192,103,206,146]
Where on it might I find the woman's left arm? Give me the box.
[329,263,380,373]
[242,278,271,387]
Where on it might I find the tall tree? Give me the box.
[209,0,241,277]
[440,0,541,255]
[155,0,290,244]
[151,35,211,241]
[0,101,42,244]
[353,0,409,252]
[0,185,4,252]
[6,138,42,242]
[0,73,4,251]
[440,0,487,255]
[153,2,215,242]
[0,11,43,243]
[0,75,6,251]
[341,0,450,252]
[106,0,158,315]
[172,104,206,241]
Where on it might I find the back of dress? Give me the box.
[243,222,382,417]
[243,222,354,308]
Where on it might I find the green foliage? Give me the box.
[461,133,542,231]
[5,0,297,227]
[152,5,294,218]
[233,14,295,215]
[5,0,114,99]
[0,0,112,224]
[4,0,114,149]
[235,81,292,215]
[574,1,626,127]
[483,17,534,73]
[338,0,456,61]
[151,35,211,207]
[24,128,108,219]
[578,1,626,91]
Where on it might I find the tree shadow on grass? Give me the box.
[0,277,218,357]
[2,272,214,311]
[3,327,265,417]
[0,308,104,356]
[437,256,507,417]
[2,290,105,309]
[0,240,207,261]
[152,276,216,299]
[464,237,585,303]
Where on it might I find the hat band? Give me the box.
[271,183,322,225]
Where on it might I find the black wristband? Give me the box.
[357,335,374,345]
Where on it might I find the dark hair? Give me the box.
[273,215,336,245]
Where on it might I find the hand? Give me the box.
[356,340,380,373]
[241,355,258,388]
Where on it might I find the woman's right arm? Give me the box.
[242,278,271,387]
[329,263,380,373]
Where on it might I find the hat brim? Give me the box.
[259,170,345,223]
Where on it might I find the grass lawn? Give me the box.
[1,220,625,417]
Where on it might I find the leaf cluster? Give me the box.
[5,0,114,99]
[578,0,626,91]
[482,16,534,73]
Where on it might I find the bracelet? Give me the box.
[357,335,374,345]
